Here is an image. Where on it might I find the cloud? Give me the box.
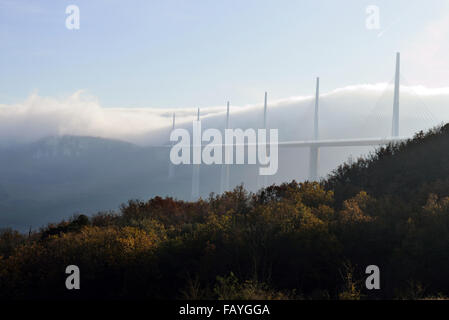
[1,83,448,147]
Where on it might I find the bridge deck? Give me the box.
[154,137,409,148]
[277,136,409,148]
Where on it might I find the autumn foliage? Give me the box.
[3,125,449,300]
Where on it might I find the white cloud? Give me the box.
[1,83,449,147]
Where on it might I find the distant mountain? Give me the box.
[0,136,169,230]
[25,135,139,159]
[0,135,271,230]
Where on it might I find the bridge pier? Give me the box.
[191,108,200,199]
[309,146,319,181]
[220,102,230,193]
[262,92,268,187]
[168,112,176,179]
[309,77,320,181]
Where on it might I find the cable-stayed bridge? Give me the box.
[166,52,435,198]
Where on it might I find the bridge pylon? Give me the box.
[309,77,320,181]
[168,112,176,179]
[392,52,400,137]
[263,92,268,187]
[220,102,230,193]
[191,108,200,199]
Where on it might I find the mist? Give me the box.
[1,83,449,230]
[1,83,448,148]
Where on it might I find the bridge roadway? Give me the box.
[277,136,409,148]
[156,136,410,149]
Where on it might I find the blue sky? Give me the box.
[0,0,448,108]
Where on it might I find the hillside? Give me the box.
[327,123,449,205]
[2,125,449,299]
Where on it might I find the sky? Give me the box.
[0,0,448,110]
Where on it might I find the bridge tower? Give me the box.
[263,92,268,187]
[220,102,230,193]
[392,52,400,137]
[191,108,200,198]
[309,77,320,181]
[168,112,176,179]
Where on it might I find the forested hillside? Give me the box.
[2,125,449,300]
